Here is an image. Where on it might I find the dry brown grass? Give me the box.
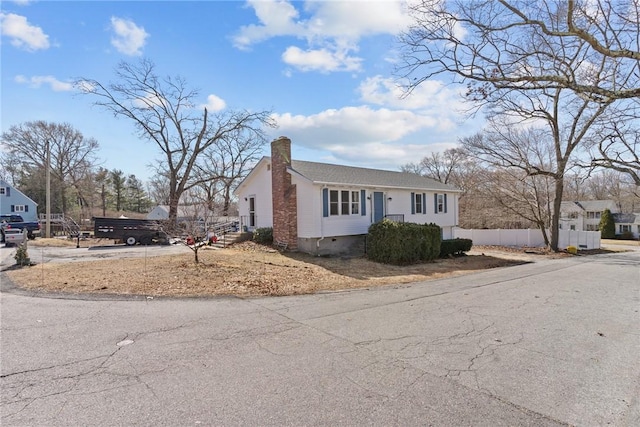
[4,241,528,297]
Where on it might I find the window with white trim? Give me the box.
[351,191,359,215]
[329,190,360,216]
[414,193,423,214]
[329,190,339,215]
[0,187,5,195]
[341,190,349,215]
[13,205,25,212]
[437,194,444,213]
[619,224,631,233]
[586,211,601,219]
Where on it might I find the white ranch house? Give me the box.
[235,137,461,255]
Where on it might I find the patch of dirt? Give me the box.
[3,240,614,298]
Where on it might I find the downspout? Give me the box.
[316,186,326,254]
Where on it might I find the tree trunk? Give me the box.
[549,177,564,252]
[223,185,231,216]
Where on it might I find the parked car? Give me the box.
[1,228,27,246]
[0,214,41,240]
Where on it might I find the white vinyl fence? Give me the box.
[453,228,601,250]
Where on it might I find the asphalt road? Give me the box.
[1,248,639,426]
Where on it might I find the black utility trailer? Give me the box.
[93,217,170,246]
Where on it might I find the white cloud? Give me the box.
[324,141,459,168]
[200,94,227,112]
[232,0,305,49]
[15,75,73,91]
[358,75,465,130]
[282,46,361,73]
[269,105,460,169]
[132,93,167,109]
[0,13,50,51]
[110,17,148,56]
[273,106,435,144]
[233,0,411,73]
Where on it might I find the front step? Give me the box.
[210,231,251,248]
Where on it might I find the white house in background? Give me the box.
[612,213,640,239]
[559,200,619,231]
[234,136,461,255]
[146,205,207,222]
[0,178,38,222]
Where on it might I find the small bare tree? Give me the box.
[178,191,215,264]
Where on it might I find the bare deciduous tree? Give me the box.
[194,129,266,216]
[401,148,467,185]
[0,121,99,215]
[397,0,639,250]
[76,59,275,228]
[589,122,640,185]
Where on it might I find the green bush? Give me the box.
[252,227,273,244]
[439,238,473,257]
[14,243,31,266]
[367,220,441,265]
[599,209,616,239]
[617,231,635,240]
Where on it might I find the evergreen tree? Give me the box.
[599,209,616,239]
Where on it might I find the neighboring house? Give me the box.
[559,200,620,231]
[146,205,206,222]
[612,213,640,239]
[0,178,38,222]
[147,205,237,229]
[235,136,461,255]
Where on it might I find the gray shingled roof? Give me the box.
[288,159,459,192]
[613,213,638,223]
[560,200,617,212]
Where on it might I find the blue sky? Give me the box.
[1,0,484,183]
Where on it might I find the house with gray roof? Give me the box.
[235,137,461,255]
[559,200,620,232]
[0,178,38,222]
[560,200,639,239]
[612,213,640,239]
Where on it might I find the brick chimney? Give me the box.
[271,136,298,250]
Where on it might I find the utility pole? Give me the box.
[46,139,51,238]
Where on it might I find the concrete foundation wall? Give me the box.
[298,234,366,257]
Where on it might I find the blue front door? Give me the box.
[373,192,384,223]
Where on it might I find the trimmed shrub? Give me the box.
[618,231,635,240]
[599,209,615,239]
[367,220,441,265]
[14,243,31,266]
[252,227,273,244]
[439,238,473,258]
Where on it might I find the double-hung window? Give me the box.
[330,190,340,215]
[437,194,444,213]
[351,191,359,215]
[415,193,423,214]
[328,189,361,216]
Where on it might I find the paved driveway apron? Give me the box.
[1,250,639,426]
